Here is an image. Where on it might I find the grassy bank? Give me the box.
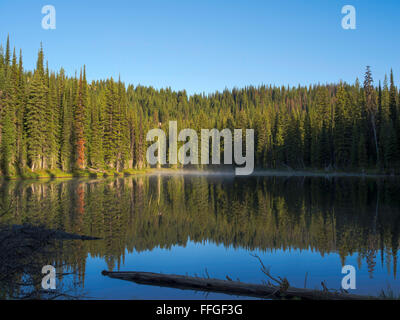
[1,168,154,180]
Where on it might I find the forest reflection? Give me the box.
[1,174,400,288]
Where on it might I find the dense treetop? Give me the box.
[0,36,399,177]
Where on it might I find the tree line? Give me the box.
[1,36,400,177]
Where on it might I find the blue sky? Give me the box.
[0,0,399,94]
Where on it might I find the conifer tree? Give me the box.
[60,90,73,171]
[26,70,47,170]
[334,84,351,167]
[88,87,104,169]
[16,49,27,169]
[389,69,397,128]
[364,66,379,166]
[74,71,86,169]
[303,112,312,167]
[1,100,15,176]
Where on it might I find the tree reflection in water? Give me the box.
[0,174,399,297]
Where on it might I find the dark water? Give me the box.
[1,173,400,299]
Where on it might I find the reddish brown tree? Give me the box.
[74,71,85,169]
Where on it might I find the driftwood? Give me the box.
[101,270,373,300]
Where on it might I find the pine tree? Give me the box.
[0,47,18,175]
[254,112,268,167]
[4,35,10,73]
[315,87,331,126]
[334,84,351,167]
[103,79,117,168]
[388,70,399,165]
[45,72,59,169]
[60,90,73,171]
[389,69,397,128]
[364,66,379,166]
[381,121,397,169]
[16,49,27,169]
[88,87,104,168]
[319,120,330,168]
[272,111,284,167]
[284,115,302,168]
[1,102,15,176]
[82,66,91,166]
[26,70,47,170]
[303,112,312,167]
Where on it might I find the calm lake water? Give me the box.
[1,173,400,299]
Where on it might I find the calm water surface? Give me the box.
[1,173,400,299]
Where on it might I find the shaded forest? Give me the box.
[1,36,400,177]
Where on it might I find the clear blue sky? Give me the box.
[0,0,399,94]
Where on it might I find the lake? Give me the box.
[1,172,400,299]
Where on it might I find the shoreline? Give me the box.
[1,167,398,181]
[0,168,154,181]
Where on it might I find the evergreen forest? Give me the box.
[1,36,400,178]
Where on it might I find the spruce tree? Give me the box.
[26,70,47,170]
[334,84,351,167]
[364,66,379,166]
[1,101,15,176]
[303,112,312,167]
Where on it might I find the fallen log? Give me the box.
[101,270,373,300]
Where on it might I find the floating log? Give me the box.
[101,270,372,300]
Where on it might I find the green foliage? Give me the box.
[0,37,400,177]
